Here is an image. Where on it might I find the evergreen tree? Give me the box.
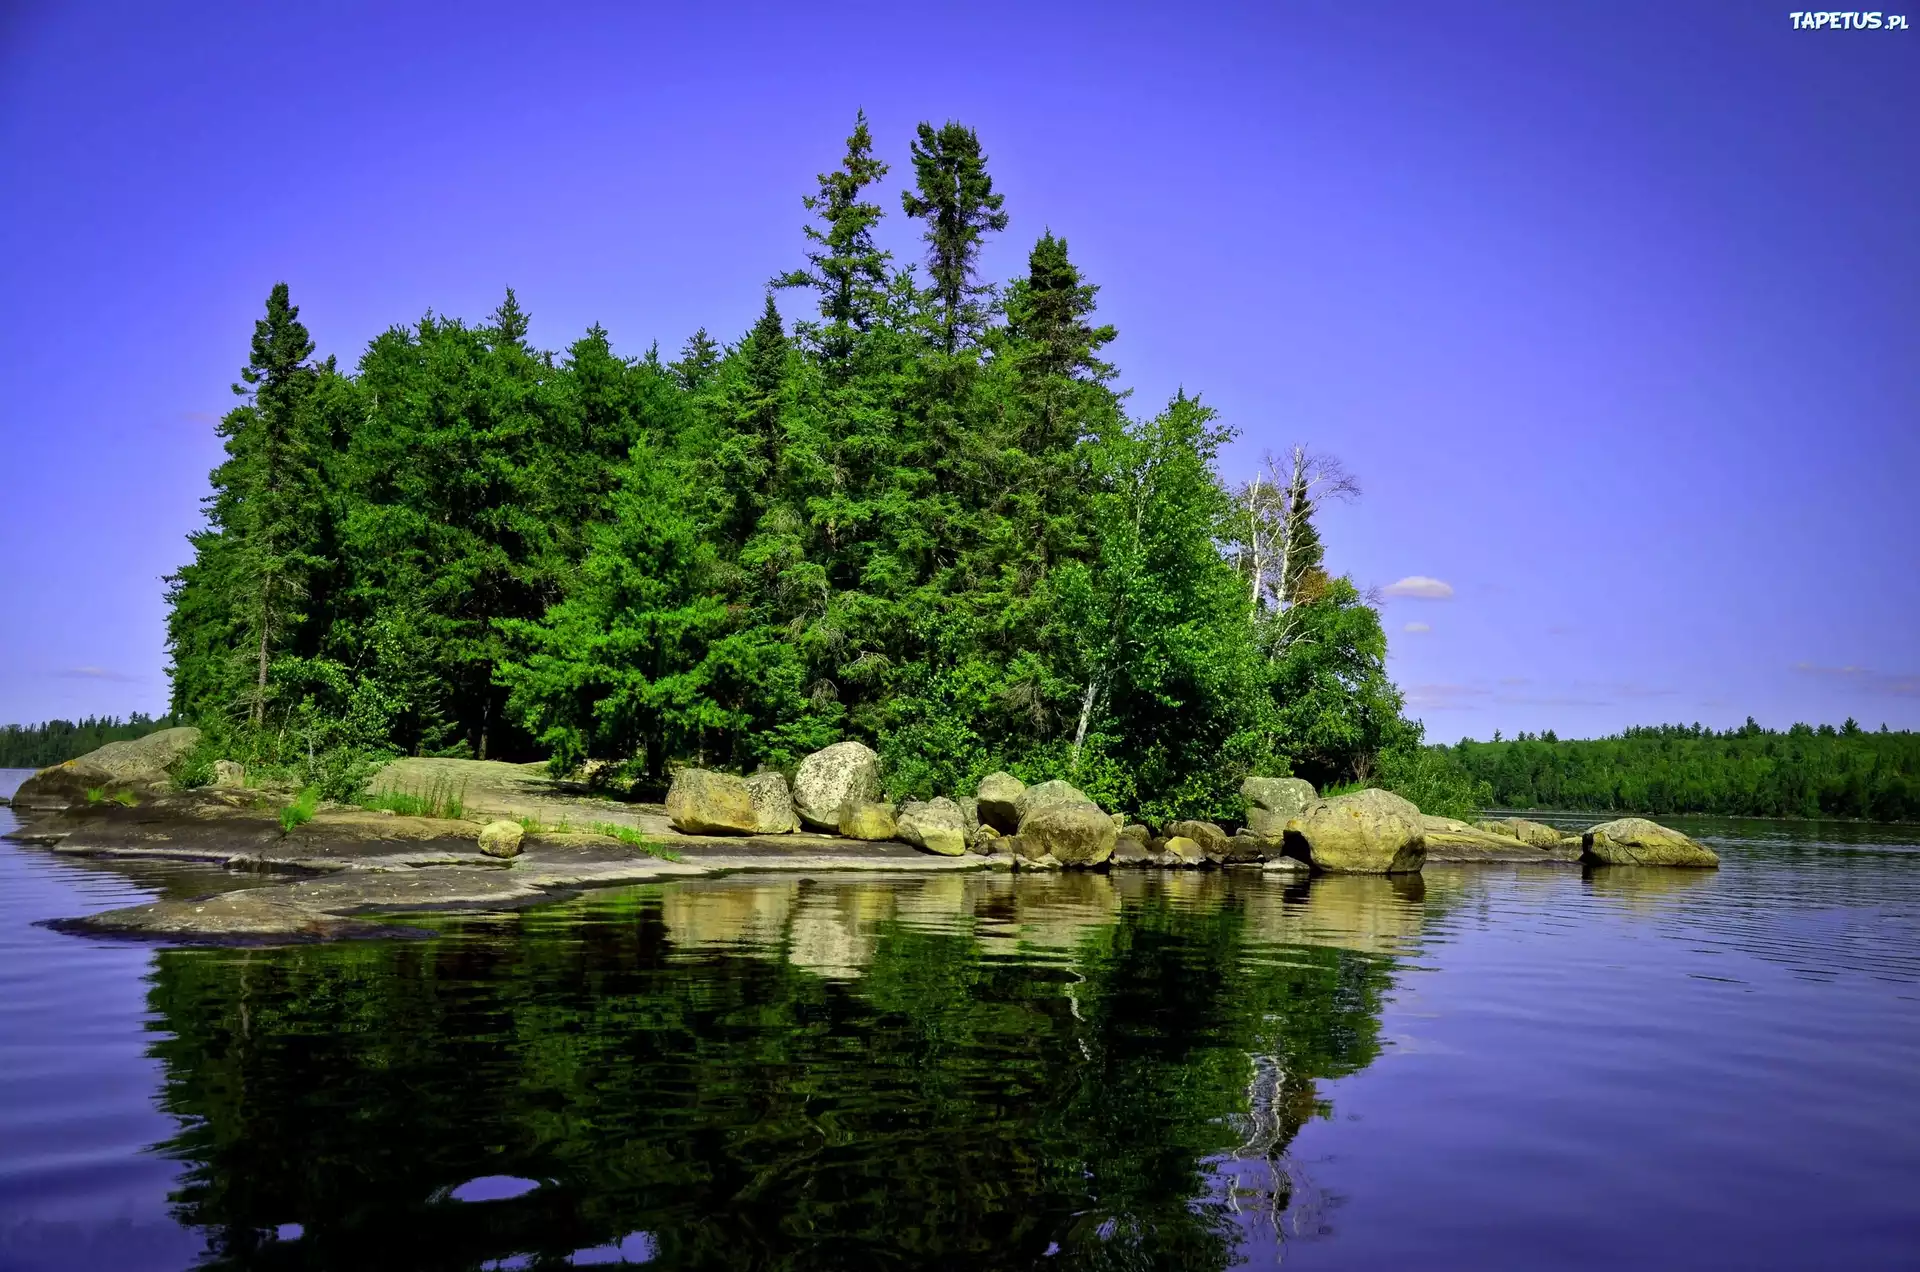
[777,110,892,365]
[900,120,1008,351]
[166,283,329,727]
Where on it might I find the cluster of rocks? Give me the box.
[664,743,1719,873]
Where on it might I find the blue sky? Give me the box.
[1,1,1914,737]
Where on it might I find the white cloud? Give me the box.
[58,666,138,682]
[1383,575,1454,600]
[1402,621,1431,634]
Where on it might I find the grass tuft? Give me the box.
[592,822,682,862]
[359,776,467,820]
[280,786,321,834]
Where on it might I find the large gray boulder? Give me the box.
[665,768,759,835]
[744,771,798,834]
[1014,779,1095,826]
[11,726,202,811]
[1242,776,1318,837]
[897,797,968,856]
[1018,802,1117,866]
[1282,788,1426,874]
[975,772,1026,832]
[793,741,882,830]
[1582,818,1719,867]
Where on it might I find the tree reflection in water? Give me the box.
[144,870,1422,1270]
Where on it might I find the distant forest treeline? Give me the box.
[1446,720,1919,823]
[0,714,178,770]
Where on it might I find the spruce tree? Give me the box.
[776,110,892,365]
[901,120,1008,351]
[182,282,329,728]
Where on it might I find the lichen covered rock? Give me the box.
[897,797,968,856]
[1017,801,1117,866]
[665,768,759,835]
[11,726,203,811]
[477,820,525,859]
[838,799,898,841]
[1582,817,1719,867]
[1014,779,1095,826]
[975,771,1027,832]
[1283,788,1426,874]
[793,742,882,830]
[744,771,798,834]
[1241,776,1317,837]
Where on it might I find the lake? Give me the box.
[2,768,1918,1270]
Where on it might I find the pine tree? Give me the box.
[901,121,1008,351]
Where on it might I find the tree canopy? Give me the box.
[163,115,1421,821]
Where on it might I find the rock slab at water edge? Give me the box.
[745,771,798,834]
[1283,788,1426,874]
[1017,803,1117,866]
[975,772,1026,833]
[1476,817,1575,849]
[1241,776,1318,837]
[11,726,202,811]
[1421,815,1579,863]
[793,742,882,831]
[897,798,968,856]
[1582,817,1719,867]
[477,820,525,858]
[666,769,759,835]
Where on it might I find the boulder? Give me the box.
[744,771,799,834]
[957,796,981,835]
[1111,836,1153,866]
[1224,831,1276,863]
[1166,819,1228,855]
[1476,817,1574,849]
[666,768,759,835]
[1582,817,1719,868]
[1421,814,1578,864]
[968,824,1002,854]
[1282,789,1426,874]
[792,741,883,830]
[1154,836,1207,867]
[838,800,898,841]
[1017,801,1117,866]
[1241,776,1318,837]
[897,797,969,856]
[975,771,1027,832]
[477,820,525,859]
[1119,823,1152,845]
[1262,855,1310,874]
[11,726,202,811]
[1015,779,1096,826]
[1014,852,1063,871]
[212,759,246,789]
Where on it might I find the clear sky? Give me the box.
[1,1,1914,739]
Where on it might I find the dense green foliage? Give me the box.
[163,116,1417,819]
[1449,719,1920,822]
[145,876,1393,1269]
[0,713,179,769]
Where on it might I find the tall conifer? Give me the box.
[901,121,1008,351]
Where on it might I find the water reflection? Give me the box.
[142,870,1421,1270]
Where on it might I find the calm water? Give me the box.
[2,769,1918,1270]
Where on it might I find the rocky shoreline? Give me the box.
[3,729,1719,942]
